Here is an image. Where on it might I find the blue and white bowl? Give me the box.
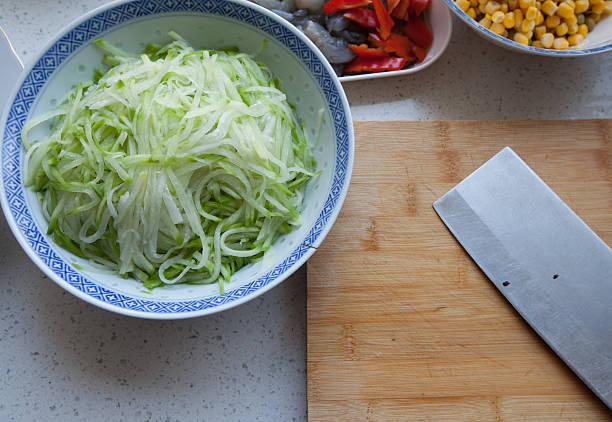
[443,0,612,55]
[0,0,353,319]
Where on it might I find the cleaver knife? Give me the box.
[433,147,612,409]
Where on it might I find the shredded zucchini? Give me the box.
[22,32,316,290]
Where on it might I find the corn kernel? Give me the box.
[504,11,517,27]
[490,21,506,33]
[492,10,505,22]
[577,13,585,23]
[545,14,561,27]
[593,13,602,22]
[501,2,509,11]
[590,0,603,4]
[509,0,519,8]
[519,0,533,8]
[536,0,542,8]
[485,1,502,14]
[467,7,478,17]
[531,40,544,46]
[536,9,545,23]
[535,24,547,38]
[522,18,536,31]
[564,14,578,25]
[603,0,612,15]
[567,33,585,44]
[540,32,555,46]
[514,8,524,28]
[592,1,605,12]
[479,16,493,27]
[578,23,589,35]
[567,22,579,32]
[515,8,524,20]
[585,16,596,30]
[574,0,589,12]
[541,0,558,15]
[564,0,576,8]
[479,3,487,13]
[470,0,478,6]
[556,21,569,34]
[526,6,538,18]
[524,29,534,38]
[456,0,472,11]
[557,2,575,18]
[514,32,530,44]
[553,36,569,48]
[485,13,493,20]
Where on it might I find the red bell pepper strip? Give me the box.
[371,0,395,39]
[348,43,387,57]
[343,8,378,29]
[368,32,416,60]
[323,0,371,15]
[344,55,407,73]
[387,0,401,13]
[391,0,411,20]
[383,33,416,60]
[402,16,432,48]
[368,31,385,47]
[412,44,426,62]
[410,0,430,16]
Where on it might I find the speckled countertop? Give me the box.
[1,1,611,421]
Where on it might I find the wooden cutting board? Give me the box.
[307,120,612,421]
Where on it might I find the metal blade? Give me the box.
[433,147,612,409]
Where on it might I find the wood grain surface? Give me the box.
[307,120,612,421]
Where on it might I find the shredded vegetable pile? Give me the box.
[22,32,316,291]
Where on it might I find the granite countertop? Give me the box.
[1,1,611,421]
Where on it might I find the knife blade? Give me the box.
[433,147,612,409]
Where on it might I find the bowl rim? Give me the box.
[339,0,454,82]
[0,0,354,319]
[443,0,612,56]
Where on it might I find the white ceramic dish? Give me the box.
[0,0,354,319]
[443,0,612,55]
[339,0,453,81]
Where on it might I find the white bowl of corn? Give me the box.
[445,0,612,54]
